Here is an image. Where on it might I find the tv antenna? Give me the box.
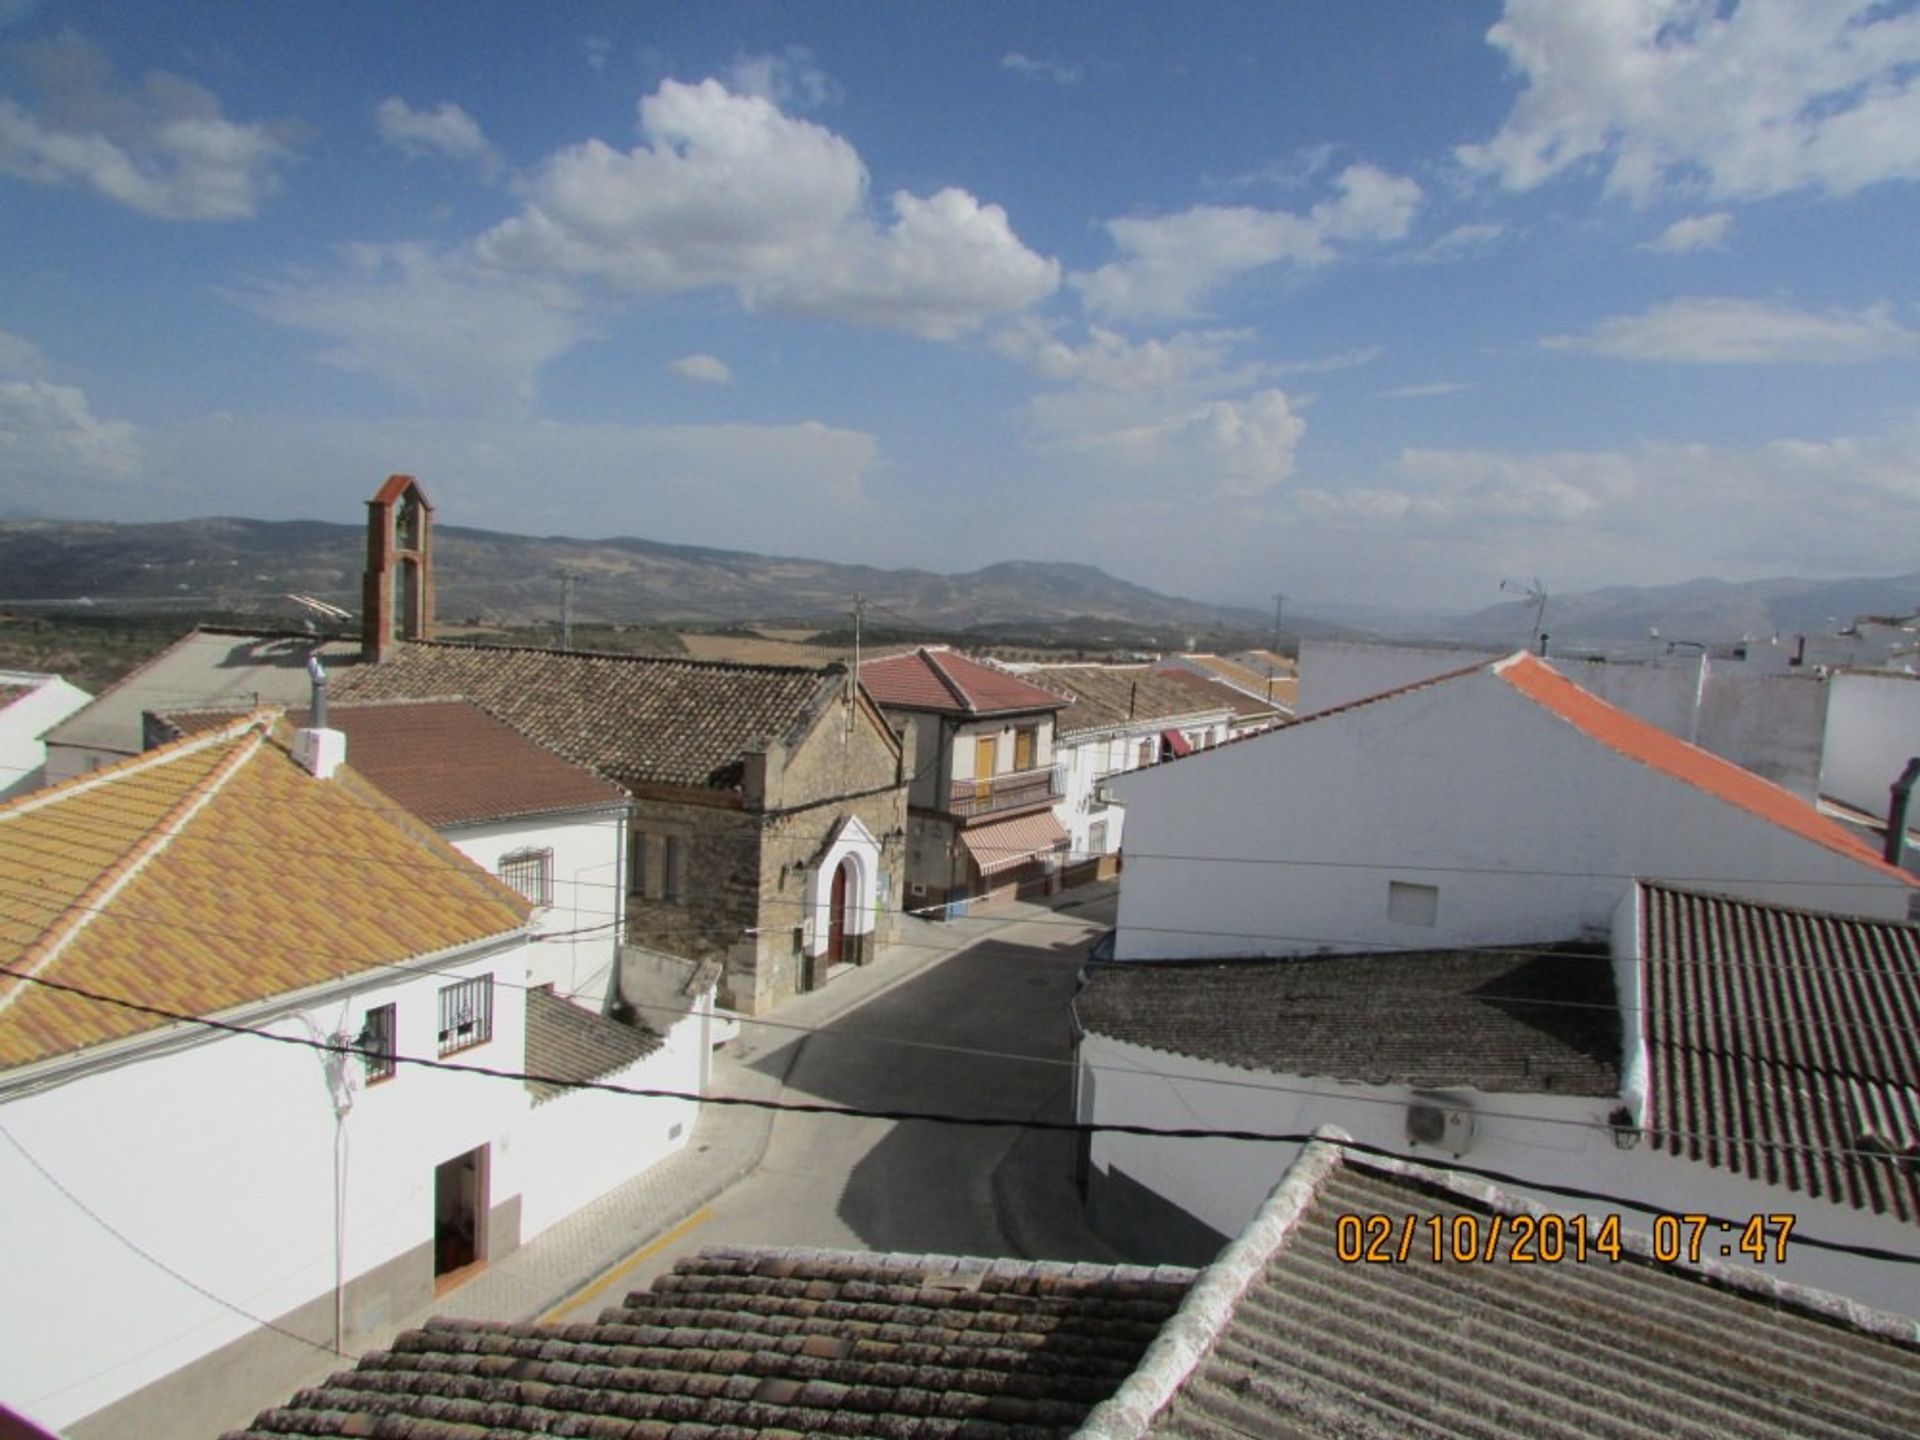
[1499,577,1548,653]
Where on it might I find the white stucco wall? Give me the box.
[1111,667,1913,961]
[0,943,528,1429]
[0,673,93,800]
[443,808,626,1007]
[1053,717,1230,859]
[514,996,709,1239]
[1080,1033,1920,1320]
[1821,671,1920,819]
[1300,643,1828,797]
[801,815,881,956]
[950,715,1055,781]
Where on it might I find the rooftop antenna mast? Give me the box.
[1500,577,1548,654]
[555,570,584,650]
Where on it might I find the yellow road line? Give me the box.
[539,1207,712,1322]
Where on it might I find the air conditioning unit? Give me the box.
[1405,1100,1475,1156]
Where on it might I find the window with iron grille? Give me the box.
[437,975,493,1056]
[361,1003,397,1084]
[498,847,553,906]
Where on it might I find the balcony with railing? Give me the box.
[947,764,1063,819]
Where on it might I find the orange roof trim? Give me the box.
[1496,653,1913,884]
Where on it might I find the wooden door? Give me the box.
[828,859,849,964]
[974,735,997,801]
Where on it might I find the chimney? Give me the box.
[1886,756,1920,868]
[293,655,347,780]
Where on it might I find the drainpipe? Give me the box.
[1886,757,1920,868]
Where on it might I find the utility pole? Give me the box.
[1268,593,1285,703]
[847,593,864,737]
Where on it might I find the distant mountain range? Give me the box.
[1441,573,1920,651]
[1,515,1913,651]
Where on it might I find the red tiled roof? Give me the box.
[161,700,627,828]
[1497,653,1912,884]
[369,472,429,507]
[861,647,1068,716]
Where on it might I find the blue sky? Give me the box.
[2,1,1918,613]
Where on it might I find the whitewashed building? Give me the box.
[1074,882,1920,1320]
[0,669,91,800]
[1014,664,1231,876]
[0,713,709,1440]
[1109,651,1916,963]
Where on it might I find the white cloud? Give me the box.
[476,78,1056,337]
[0,374,140,489]
[1460,0,1920,203]
[241,244,593,406]
[725,47,843,110]
[0,35,289,219]
[1645,212,1732,253]
[669,354,733,384]
[1543,297,1920,364]
[374,98,498,172]
[0,328,44,379]
[1270,415,1920,606]
[1002,53,1083,85]
[1075,164,1421,320]
[993,320,1252,393]
[1414,223,1506,263]
[754,187,1058,339]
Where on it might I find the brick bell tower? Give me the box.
[362,473,434,662]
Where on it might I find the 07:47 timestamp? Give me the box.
[1652,1211,1796,1264]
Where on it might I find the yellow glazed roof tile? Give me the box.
[0,713,530,1070]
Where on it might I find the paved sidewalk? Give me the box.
[430,881,1119,1327]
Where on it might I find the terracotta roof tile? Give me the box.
[1497,653,1912,884]
[0,715,528,1070]
[861,647,1068,716]
[224,1247,1193,1439]
[524,988,661,1104]
[160,700,627,828]
[1086,1144,1920,1440]
[1021,666,1234,736]
[1149,668,1283,723]
[333,640,848,792]
[1640,882,1920,1223]
[1076,947,1621,1094]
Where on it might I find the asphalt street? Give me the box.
[549,895,1117,1312]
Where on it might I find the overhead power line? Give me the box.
[1,963,1915,1268]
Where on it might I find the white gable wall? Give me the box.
[1821,671,1920,820]
[1111,670,1911,961]
[0,673,93,800]
[442,808,627,1006]
[0,943,527,1431]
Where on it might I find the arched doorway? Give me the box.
[826,856,853,966]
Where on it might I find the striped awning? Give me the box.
[960,810,1070,876]
[1161,728,1193,757]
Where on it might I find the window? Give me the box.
[1137,737,1157,767]
[629,831,647,899]
[1387,881,1439,927]
[437,975,493,1055]
[1087,820,1109,855]
[662,835,682,904]
[498,847,553,906]
[360,1003,396,1084]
